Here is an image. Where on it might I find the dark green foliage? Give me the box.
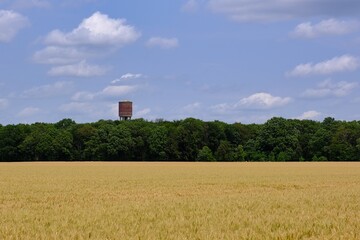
[148,126,168,160]
[19,124,72,161]
[215,140,232,161]
[257,117,301,161]
[197,146,216,162]
[0,117,360,161]
[0,124,30,161]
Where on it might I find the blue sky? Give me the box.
[0,0,360,124]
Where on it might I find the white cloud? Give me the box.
[120,73,143,79]
[134,108,151,118]
[22,81,73,98]
[33,46,90,65]
[210,92,291,114]
[210,103,232,114]
[44,11,140,47]
[71,91,95,101]
[288,55,360,77]
[111,73,143,84]
[17,107,41,117]
[182,0,199,12]
[0,98,8,110]
[71,84,138,102]
[34,12,140,76]
[48,61,108,77]
[302,80,358,98]
[146,37,179,49]
[236,92,291,109]
[100,85,137,97]
[296,110,322,120]
[0,10,29,42]
[292,19,360,38]
[208,0,360,22]
[183,102,201,113]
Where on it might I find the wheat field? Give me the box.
[0,162,359,239]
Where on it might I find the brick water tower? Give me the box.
[118,101,133,120]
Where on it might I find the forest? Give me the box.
[0,117,360,162]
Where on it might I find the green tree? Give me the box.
[328,124,359,161]
[19,124,73,161]
[215,140,232,161]
[55,118,76,129]
[308,128,332,160]
[175,118,205,161]
[197,146,216,162]
[204,121,226,152]
[0,124,30,161]
[244,139,266,161]
[148,126,168,160]
[72,124,97,160]
[232,144,246,161]
[84,123,134,160]
[257,118,301,161]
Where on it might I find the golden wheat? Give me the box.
[0,162,359,239]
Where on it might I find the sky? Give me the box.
[0,0,360,124]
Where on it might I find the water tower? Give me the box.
[118,101,133,120]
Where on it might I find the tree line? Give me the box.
[1,117,360,161]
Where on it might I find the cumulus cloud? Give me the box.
[146,37,179,49]
[34,12,141,76]
[100,85,137,97]
[17,107,41,117]
[0,98,8,110]
[301,80,358,98]
[296,110,322,120]
[211,92,291,113]
[236,92,291,109]
[288,55,360,77]
[0,10,29,42]
[111,73,143,84]
[208,0,360,22]
[292,19,360,38]
[48,61,108,77]
[44,11,140,47]
[22,81,74,98]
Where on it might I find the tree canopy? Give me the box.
[1,117,359,161]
